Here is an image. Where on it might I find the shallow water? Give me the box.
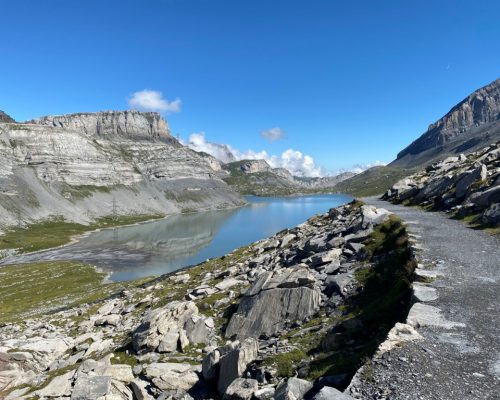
[3,194,352,281]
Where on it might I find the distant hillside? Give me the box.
[332,166,415,197]
[222,159,355,196]
[393,78,500,167]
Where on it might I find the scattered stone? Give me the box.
[407,303,465,329]
[145,362,201,391]
[223,378,258,400]
[274,377,313,400]
[313,386,353,399]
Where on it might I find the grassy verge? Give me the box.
[452,212,500,235]
[0,261,152,324]
[0,214,164,254]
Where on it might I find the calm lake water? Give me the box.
[4,194,352,281]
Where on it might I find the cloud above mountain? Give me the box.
[128,90,182,113]
[183,132,326,177]
[183,132,386,178]
[260,127,286,142]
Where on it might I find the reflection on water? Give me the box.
[2,194,352,281]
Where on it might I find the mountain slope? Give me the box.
[339,78,500,196]
[222,159,355,196]
[393,78,500,167]
[0,111,244,232]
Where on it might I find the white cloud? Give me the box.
[183,132,237,163]
[349,160,387,174]
[128,90,181,113]
[260,127,285,142]
[183,132,327,177]
[183,132,387,178]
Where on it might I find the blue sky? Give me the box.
[1,0,499,174]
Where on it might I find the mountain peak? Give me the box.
[0,110,16,123]
[394,78,500,167]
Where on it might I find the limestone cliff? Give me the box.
[0,111,244,231]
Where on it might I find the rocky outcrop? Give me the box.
[384,141,500,226]
[394,78,500,167]
[29,110,174,142]
[132,301,213,353]
[0,111,244,230]
[225,266,321,339]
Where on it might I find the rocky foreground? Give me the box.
[384,141,500,227]
[0,201,416,399]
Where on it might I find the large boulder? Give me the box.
[225,266,321,339]
[145,362,201,392]
[415,175,454,202]
[71,375,133,399]
[483,203,500,226]
[274,377,313,400]
[470,184,500,207]
[360,205,391,227]
[132,301,202,353]
[455,164,487,199]
[217,338,259,394]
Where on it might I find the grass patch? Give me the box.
[0,260,154,324]
[0,214,164,253]
[263,349,307,377]
[61,184,112,200]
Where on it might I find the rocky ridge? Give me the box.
[222,159,355,196]
[394,78,500,167]
[0,111,15,124]
[384,141,500,227]
[0,201,415,399]
[0,111,244,232]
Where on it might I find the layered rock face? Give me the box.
[394,78,500,167]
[0,111,244,229]
[30,110,174,142]
[385,141,500,226]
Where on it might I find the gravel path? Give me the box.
[353,198,500,400]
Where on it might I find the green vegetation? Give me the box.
[266,349,307,377]
[61,184,112,200]
[165,189,206,203]
[0,214,164,253]
[0,261,151,323]
[453,211,500,236]
[334,166,417,197]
